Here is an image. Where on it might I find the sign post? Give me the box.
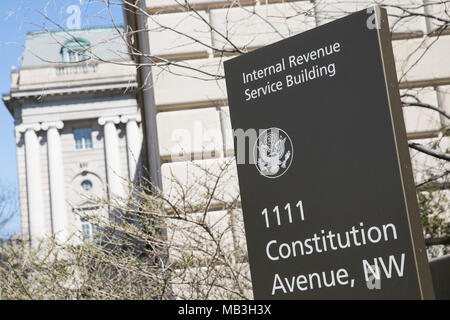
[224,6,434,299]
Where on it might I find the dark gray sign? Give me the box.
[224,7,434,299]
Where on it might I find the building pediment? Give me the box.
[74,199,101,211]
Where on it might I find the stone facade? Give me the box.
[3,27,144,244]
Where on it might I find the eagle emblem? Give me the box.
[254,128,293,178]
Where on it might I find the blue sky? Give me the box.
[0,0,124,238]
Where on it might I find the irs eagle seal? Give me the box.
[253,128,293,178]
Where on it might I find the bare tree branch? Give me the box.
[409,142,450,161]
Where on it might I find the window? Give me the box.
[81,180,93,191]
[74,128,93,150]
[61,38,91,63]
[80,219,100,244]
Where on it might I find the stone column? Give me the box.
[121,114,142,181]
[42,121,68,243]
[98,116,124,199]
[18,123,45,244]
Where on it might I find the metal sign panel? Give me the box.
[224,7,434,299]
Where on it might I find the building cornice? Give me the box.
[26,25,125,38]
[3,80,138,115]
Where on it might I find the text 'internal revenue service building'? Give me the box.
[224,7,434,299]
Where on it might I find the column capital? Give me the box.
[121,114,142,124]
[41,121,64,131]
[17,123,41,133]
[98,116,121,126]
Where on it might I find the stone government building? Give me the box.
[2,0,449,251]
[3,27,144,244]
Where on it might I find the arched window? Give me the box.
[61,38,91,63]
